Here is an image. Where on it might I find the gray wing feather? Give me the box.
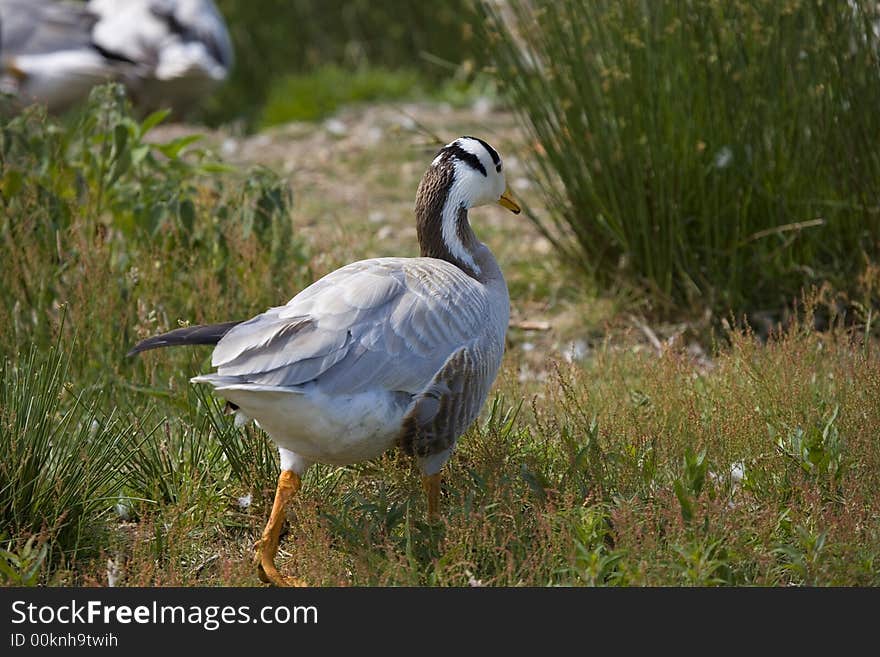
[209,258,495,395]
[211,314,356,386]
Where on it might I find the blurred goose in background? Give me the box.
[0,0,232,114]
[0,0,121,112]
[129,137,522,586]
[88,0,233,113]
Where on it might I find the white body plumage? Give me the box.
[192,253,509,476]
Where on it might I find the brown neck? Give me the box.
[414,161,480,279]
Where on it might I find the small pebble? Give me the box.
[221,138,238,156]
[324,118,347,137]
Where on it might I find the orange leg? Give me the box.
[254,470,305,587]
[421,472,442,522]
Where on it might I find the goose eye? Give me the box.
[496,164,502,173]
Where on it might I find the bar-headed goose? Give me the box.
[129,136,521,586]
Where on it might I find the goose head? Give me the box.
[415,136,520,279]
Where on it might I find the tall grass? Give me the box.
[0,86,302,576]
[482,0,880,317]
[1,85,878,586]
[0,339,134,563]
[221,307,879,586]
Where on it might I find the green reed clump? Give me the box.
[482,0,880,317]
[0,340,134,562]
[120,386,279,510]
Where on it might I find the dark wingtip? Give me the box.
[126,336,171,357]
[126,343,148,358]
[126,320,244,359]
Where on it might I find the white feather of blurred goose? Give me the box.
[87,0,233,112]
[0,0,120,112]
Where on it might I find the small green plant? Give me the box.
[0,536,49,586]
[772,405,845,483]
[773,524,829,586]
[323,483,410,548]
[673,448,709,524]
[1,85,214,241]
[670,538,732,586]
[565,506,624,586]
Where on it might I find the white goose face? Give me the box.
[434,136,521,213]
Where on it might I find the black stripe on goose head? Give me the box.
[437,142,487,177]
[463,135,501,166]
